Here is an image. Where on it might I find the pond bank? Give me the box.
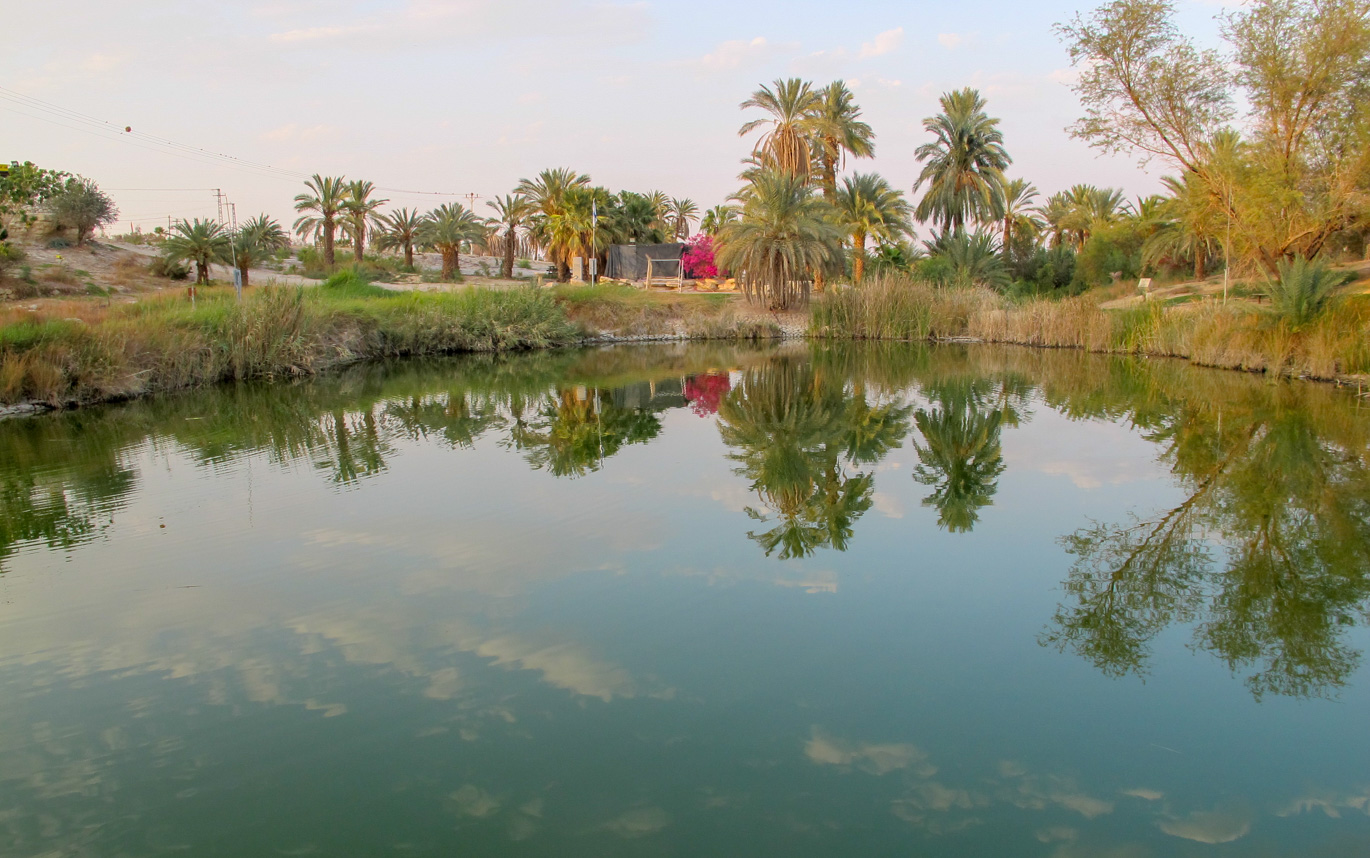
[2,276,1368,417]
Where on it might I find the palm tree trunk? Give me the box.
[196,259,208,285]
[1194,250,1206,281]
[853,232,866,283]
[441,247,457,280]
[239,262,250,289]
[503,225,516,279]
[1003,219,1012,260]
[323,219,335,268]
[404,243,414,268]
[353,217,364,263]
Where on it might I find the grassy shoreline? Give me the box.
[2,274,1367,414]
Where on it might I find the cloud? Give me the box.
[694,36,775,71]
[1159,805,1252,844]
[269,24,372,43]
[937,33,966,50]
[860,27,904,58]
[260,123,338,143]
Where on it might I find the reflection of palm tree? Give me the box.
[504,388,662,478]
[387,392,504,449]
[912,379,1007,532]
[718,358,893,559]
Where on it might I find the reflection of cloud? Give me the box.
[1276,787,1370,819]
[805,730,934,776]
[872,491,904,519]
[1159,804,1252,844]
[599,805,670,838]
[1123,787,1164,801]
[450,784,502,818]
[1036,826,1078,843]
[998,766,1115,819]
[476,635,645,702]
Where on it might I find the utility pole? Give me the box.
[214,188,225,224]
[465,192,482,212]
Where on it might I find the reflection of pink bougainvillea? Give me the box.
[684,372,731,417]
[682,234,722,279]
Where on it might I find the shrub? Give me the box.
[1264,257,1354,329]
[45,178,118,244]
[46,237,71,249]
[149,253,191,280]
[682,233,720,278]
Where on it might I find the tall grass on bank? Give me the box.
[1,274,579,407]
[812,274,1370,380]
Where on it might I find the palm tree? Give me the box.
[373,207,424,268]
[834,173,911,283]
[806,81,875,200]
[231,214,287,289]
[517,168,591,280]
[418,203,487,280]
[1058,184,1128,250]
[1040,192,1073,248]
[485,194,532,279]
[609,192,669,244]
[700,204,737,237]
[913,88,1011,232]
[716,169,843,309]
[739,78,821,179]
[1143,174,1222,279]
[923,229,1009,289]
[645,190,672,234]
[293,174,348,267]
[163,218,231,286]
[1000,178,1043,260]
[340,180,387,263]
[667,197,699,240]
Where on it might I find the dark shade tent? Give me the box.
[604,243,684,280]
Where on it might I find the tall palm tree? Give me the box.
[486,194,532,279]
[833,173,911,282]
[667,197,699,240]
[717,169,843,309]
[373,207,424,268]
[700,204,737,237]
[806,81,875,200]
[999,178,1043,260]
[1143,174,1223,279]
[1039,192,1073,248]
[340,180,387,263]
[609,192,669,244]
[418,203,487,280]
[913,88,1011,232]
[517,168,591,280]
[231,214,287,289]
[163,218,231,286]
[739,78,821,179]
[293,174,348,267]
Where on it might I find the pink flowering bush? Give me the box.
[682,234,722,279]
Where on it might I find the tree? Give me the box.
[0,161,70,232]
[1142,173,1222,279]
[517,168,591,281]
[666,197,699,240]
[739,78,821,179]
[806,81,876,199]
[46,178,118,244]
[1000,179,1044,260]
[608,192,669,244]
[700,204,737,237]
[232,214,287,289]
[921,230,1010,290]
[163,218,231,286]
[373,207,424,268]
[485,194,532,279]
[419,203,486,280]
[293,174,348,268]
[340,180,387,263]
[833,173,911,282]
[716,169,843,310]
[913,88,1011,232]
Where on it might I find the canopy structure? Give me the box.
[604,243,684,280]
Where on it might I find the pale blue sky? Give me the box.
[2,0,1234,236]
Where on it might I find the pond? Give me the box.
[1,342,1368,856]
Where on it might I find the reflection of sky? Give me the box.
[0,359,1368,856]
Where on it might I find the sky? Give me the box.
[1,0,1235,236]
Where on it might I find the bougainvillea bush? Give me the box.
[684,372,731,416]
[682,234,723,279]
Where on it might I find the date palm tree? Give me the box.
[1143,174,1222,279]
[373,207,424,268]
[517,168,590,280]
[667,197,699,240]
[717,169,842,309]
[1000,178,1044,260]
[700,204,737,237]
[834,172,911,282]
[340,180,387,263]
[419,203,487,280]
[913,88,1011,232]
[293,174,347,267]
[232,214,287,289]
[739,78,821,179]
[806,81,875,200]
[163,218,231,286]
[486,194,532,279]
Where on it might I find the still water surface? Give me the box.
[1,342,1369,856]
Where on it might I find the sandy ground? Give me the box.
[1099,258,1370,310]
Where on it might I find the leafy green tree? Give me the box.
[293,174,348,268]
[699,204,737,237]
[163,218,231,286]
[667,197,699,240]
[232,214,287,288]
[46,178,118,244]
[806,80,876,199]
[517,168,591,281]
[717,169,843,309]
[419,203,486,280]
[833,173,911,282]
[340,180,387,263]
[485,194,533,279]
[1142,173,1223,279]
[739,78,821,179]
[373,207,424,268]
[913,88,1011,232]
[0,161,70,232]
